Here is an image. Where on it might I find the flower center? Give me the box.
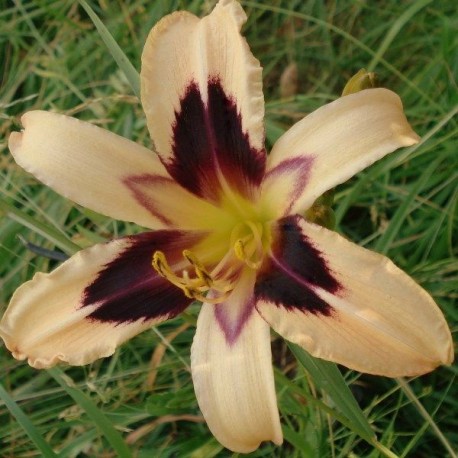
[152,249,233,304]
[152,217,270,304]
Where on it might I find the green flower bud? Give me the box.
[342,68,378,96]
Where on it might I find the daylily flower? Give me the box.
[0,0,453,453]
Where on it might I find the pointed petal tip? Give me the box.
[408,130,421,144]
[377,88,420,146]
[418,317,454,374]
[266,87,422,215]
[398,347,454,377]
[394,121,421,147]
[227,434,283,454]
[141,0,265,200]
[213,426,283,454]
[442,336,454,366]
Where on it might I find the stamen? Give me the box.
[152,251,187,289]
[230,220,265,270]
[182,286,195,299]
[151,249,233,304]
[234,239,262,269]
[183,249,207,273]
[183,250,213,286]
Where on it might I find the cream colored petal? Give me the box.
[0,233,194,369]
[257,219,453,377]
[141,0,264,159]
[9,110,221,230]
[262,89,420,217]
[191,278,282,453]
[122,173,236,231]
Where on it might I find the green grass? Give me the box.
[0,0,456,456]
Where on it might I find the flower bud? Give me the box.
[342,68,378,96]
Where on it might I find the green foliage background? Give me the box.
[0,0,456,456]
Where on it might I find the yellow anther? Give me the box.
[230,220,266,270]
[152,251,190,289]
[233,238,262,270]
[152,251,167,277]
[182,286,196,299]
[234,239,246,262]
[183,249,213,286]
[151,249,234,304]
[196,268,213,287]
[183,249,203,268]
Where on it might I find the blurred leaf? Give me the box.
[79,0,141,98]
[48,368,133,458]
[0,382,58,458]
[0,197,80,255]
[289,343,375,442]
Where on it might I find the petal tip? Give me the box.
[442,340,455,366]
[397,127,421,147]
[8,131,23,154]
[0,323,53,368]
[216,0,247,29]
[19,110,43,128]
[428,317,454,370]
[0,328,28,364]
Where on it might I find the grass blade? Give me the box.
[0,382,58,458]
[0,197,80,255]
[79,0,140,98]
[367,0,434,71]
[396,378,457,458]
[374,157,442,254]
[48,367,133,458]
[289,343,375,442]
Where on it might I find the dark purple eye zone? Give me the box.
[255,215,341,315]
[167,78,266,202]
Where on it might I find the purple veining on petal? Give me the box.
[166,78,266,202]
[255,215,341,315]
[123,174,175,226]
[214,296,255,346]
[81,231,202,324]
[265,156,315,215]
